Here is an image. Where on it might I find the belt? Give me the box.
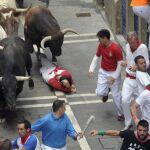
[126,73,136,79]
[146,85,150,91]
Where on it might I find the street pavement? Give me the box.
[0,0,127,149]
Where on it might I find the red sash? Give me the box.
[21,132,31,144]
[126,73,136,79]
[146,85,150,91]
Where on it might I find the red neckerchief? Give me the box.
[53,67,61,80]
[21,132,31,144]
[134,131,150,143]
[53,67,59,73]
[131,40,141,52]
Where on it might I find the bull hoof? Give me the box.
[52,57,57,62]
[0,118,5,123]
[29,79,34,89]
[52,62,58,66]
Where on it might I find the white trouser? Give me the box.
[136,90,150,132]
[41,144,66,150]
[122,77,139,127]
[40,56,56,82]
[132,5,150,49]
[96,68,123,116]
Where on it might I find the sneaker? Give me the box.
[101,88,110,103]
[117,115,125,121]
[122,124,133,131]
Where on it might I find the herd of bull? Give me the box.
[0,1,79,121]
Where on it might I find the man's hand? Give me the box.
[134,118,140,126]
[129,65,137,72]
[121,60,127,67]
[75,132,84,140]
[90,130,98,136]
[78,132,84,139]
[71,85,77,93]
[107,77,115,85]
[88,71,94,78]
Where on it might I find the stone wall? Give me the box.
[104,0,121,34]
[95,0,148,44]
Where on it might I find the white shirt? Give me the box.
[136,71,150,124]
[136,70,150,93]
[125,43,149,76]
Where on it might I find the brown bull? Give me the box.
[24,6,79,62]
[0,5,31,37]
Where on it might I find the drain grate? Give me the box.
[76,12,91,17]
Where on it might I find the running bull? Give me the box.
[0,4,31,39]
[0,36,34,120]
[24,6,79,62]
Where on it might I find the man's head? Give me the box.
[17,119,31,138]
[127,31,140,51]
[137,120,149,141]
[134,55,146,72]
[0,139,12,150]
[97,29,110,46]
[52,100,66,116]
[59,76,71,89]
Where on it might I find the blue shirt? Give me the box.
[31,113,77,148]
[12,134,40,150]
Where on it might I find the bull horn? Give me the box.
[41,36,52,50]
[15,4,32,13]
[16,76,31,81]
[0,46,4,50]
[61,28,79,35]
[0,76,31,81]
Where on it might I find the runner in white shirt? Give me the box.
[131,55,150,132]
[121,31,149,130]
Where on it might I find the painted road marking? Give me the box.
[64,39,98,44]
[55,91,91,150]
[64,33,96,37]
[17,92,112,101]
[16,99,113,109]
[21,37,98,46]
[67,93,96,98]
[17,96,57,101]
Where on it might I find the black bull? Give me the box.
[24,6,79,62]
[0,36,34,119]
